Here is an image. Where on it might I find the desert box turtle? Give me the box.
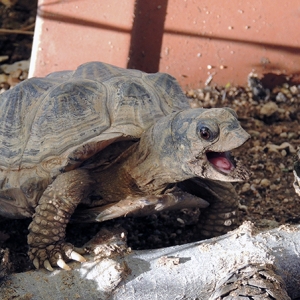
[0,61,250,271]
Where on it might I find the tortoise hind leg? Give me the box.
[181,178,240,238]
[27,169,94,271]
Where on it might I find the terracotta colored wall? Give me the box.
[30,0,300,88]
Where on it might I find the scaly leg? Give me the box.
[72,189,209,223]
[27,169,93,271]
[191,178,240,238]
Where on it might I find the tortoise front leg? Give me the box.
[72,190,209,223]
[27,169,93,271]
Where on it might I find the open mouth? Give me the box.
[206,151,235,174]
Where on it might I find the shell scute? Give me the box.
[0,61,188,175]
[0,77,61,167]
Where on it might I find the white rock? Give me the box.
[1,60,30,74]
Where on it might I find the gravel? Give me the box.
[0,0,300,275]
[186,77,300,231]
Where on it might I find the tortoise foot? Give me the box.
[28,242,86,271]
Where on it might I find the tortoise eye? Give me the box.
[196,120,219,141]
[198,126,211,140]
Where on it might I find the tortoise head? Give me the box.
[170,107,250,182]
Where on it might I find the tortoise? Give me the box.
[0,61,250,271]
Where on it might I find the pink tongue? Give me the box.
[209,157,233,172]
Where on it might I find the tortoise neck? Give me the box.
[122,126,192,194]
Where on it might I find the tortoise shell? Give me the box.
[0,61,189,218]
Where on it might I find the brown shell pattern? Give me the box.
[0,62,189,175]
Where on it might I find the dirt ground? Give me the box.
[0,0,300,276]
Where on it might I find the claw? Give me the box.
[44,260,54,272]
[74,247,86,255]
[96,211,115,222]
[155,204,164,211]
[57,258,71,271]
[33,258,40,269]
[70,251,86,263]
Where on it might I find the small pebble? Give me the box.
[283,83,289,89]
[249,131,261,138]
[176,218,185,225]
[273,126,285,135]
[281,149,287,157]
[279,163,285,169]
[197,90,205,100]
[289,85,298,95]
[260,102,278,116]
[275,92,287,102]
[270,184,280,191]
[0,74,8,83]
[204,92,211,102]
[241,183,251,193]
[279,132,287,138]
[288,132,297,139]
[0,55,9,63]
[260,179,271,188]
[0,0,17,7]
[7,75,21,87]
[186,90,195,97]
